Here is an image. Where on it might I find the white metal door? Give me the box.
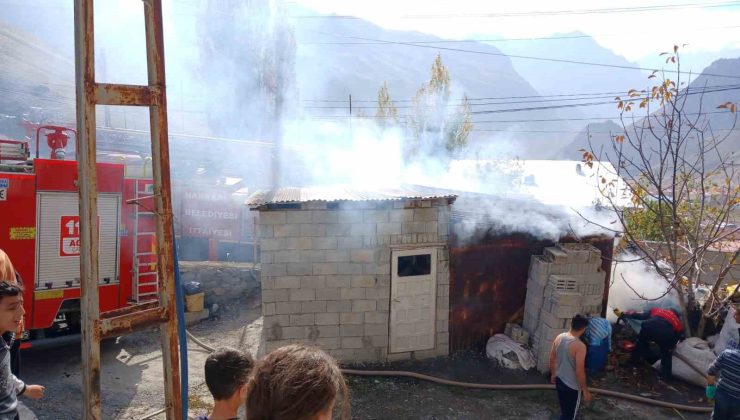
[390,247,437,353]
[36,192,120,288]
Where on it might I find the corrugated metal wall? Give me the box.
[448,231,613,353]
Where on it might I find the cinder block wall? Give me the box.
[257,198,451,362]
[522,243,606,373]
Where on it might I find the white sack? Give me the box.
[653,337,715,387]
[486,333,536,370]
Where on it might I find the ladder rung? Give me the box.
[138,271,158,276]
[137,211,155,215]
[138,292,158,297]
[94,83,157,107]
[137,232,156,236]
[136,252,156,256]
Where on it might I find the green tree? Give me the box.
[375,82,398,128]
[198,0,296,139]
[406,54,472,160]
[445,95,473,153]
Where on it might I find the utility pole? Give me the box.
[349,93,353,140]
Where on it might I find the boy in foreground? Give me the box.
[550,314,592,420]
[0,281,44,420]
[198,347,254,420]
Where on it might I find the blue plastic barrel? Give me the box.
[586,339,609,371]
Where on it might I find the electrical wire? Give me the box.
[304,109,733,121]
[303,85,740,109]
[313,33,740,80]
[289,1,740,19]
[302,83,740,103]
[304,92,740,116]
[402,1,740,19]
[301,25,740,45]
[471,127,740,134]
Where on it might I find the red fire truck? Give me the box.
[0,125,157,349]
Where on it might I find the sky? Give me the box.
[289,0,740,64]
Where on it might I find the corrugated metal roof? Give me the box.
[247,185,456,207]
[438,159,632,208]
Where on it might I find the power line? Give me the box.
[302,86,740,115]
[472,127,740,134]
[289,1,740,19]
[403,1,740,18]
[302,83,740,103]
[301,25,740,45]
[302,85,740,109]
[316,33,740,80]
[470,110,730,124]
[305,109,733,122]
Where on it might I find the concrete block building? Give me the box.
[248,187,456,362]
[523,243,606,373]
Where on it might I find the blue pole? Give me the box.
[172,233,188,416]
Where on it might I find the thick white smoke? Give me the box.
[3,0,622,242]
[607,252,681,322]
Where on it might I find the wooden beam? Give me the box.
[100,307,168,338]
[93,83,161,107]
[100,301,159,320]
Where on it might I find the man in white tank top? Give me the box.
[549,314,592,420]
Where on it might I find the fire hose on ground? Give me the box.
[148,330,712,417]
[148,241,713,418]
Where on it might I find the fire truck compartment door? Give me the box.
[36,192,121,288]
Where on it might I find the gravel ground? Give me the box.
[16,297,710,419]
[19,297,262,419]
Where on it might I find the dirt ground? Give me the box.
[17,297,711,419]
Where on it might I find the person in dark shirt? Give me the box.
[0,281,44,420]
[618,307,683,379]
[196,347,253,420]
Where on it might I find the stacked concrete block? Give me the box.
[522,243,606,373]
[256,197,452,363]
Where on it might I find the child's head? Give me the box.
[246,344,349,420]
[0,281,24,334]
[205,347,254,403]
[0,249,16,283]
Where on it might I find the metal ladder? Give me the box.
[74,0,181,418]
[0,139,30,162]
[132,179,158,302]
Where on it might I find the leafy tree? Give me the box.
[406,54,472,160]
[583,47,739,336]
[375,82,398,128]
[198,0,296,140]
